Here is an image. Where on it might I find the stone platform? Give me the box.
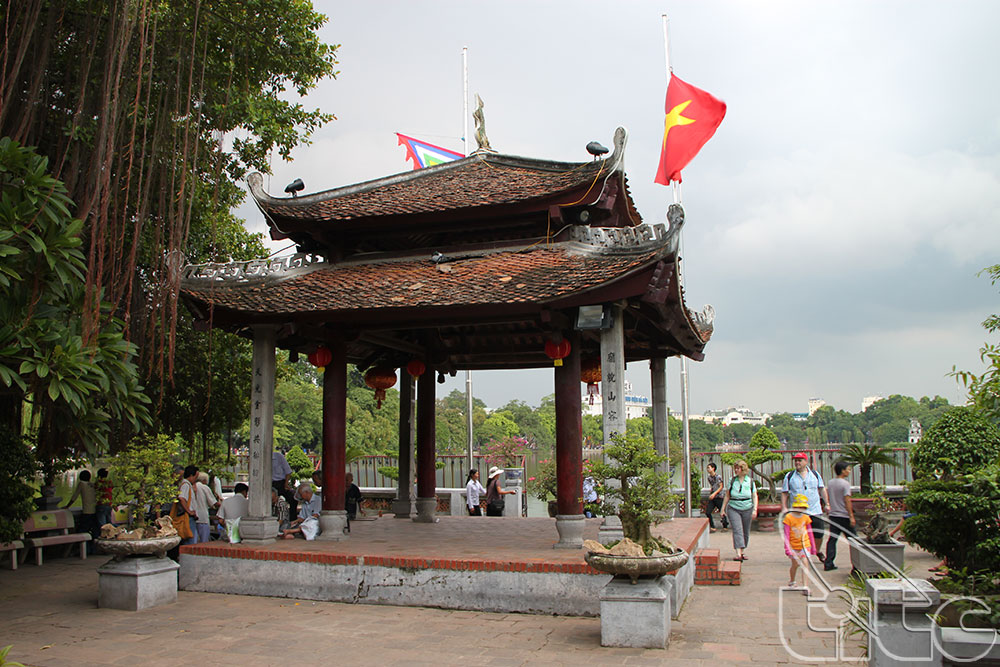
[179,516,708,617]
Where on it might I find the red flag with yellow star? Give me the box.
[654,74,726,185]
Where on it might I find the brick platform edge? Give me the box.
[178,518,710,618]
[693,548,741,585]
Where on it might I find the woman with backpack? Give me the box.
[721,459,758,561]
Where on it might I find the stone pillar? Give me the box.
[393,371,416,518]
[866,578,941,667]
[599,309,626,545]
[318,339,348,540]
[650,357,669,479]
[554,331,584,548]
[414,367,437,523]
[241,325,279,544]
[600,576,672,648]
[98,557,180,611]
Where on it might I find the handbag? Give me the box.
[169,483,194,539]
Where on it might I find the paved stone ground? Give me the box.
[0,525,937,666]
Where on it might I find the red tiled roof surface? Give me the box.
[182,245,662,315]
[251,154,615,223]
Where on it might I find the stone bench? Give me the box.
[1,540,23,570]
[22,510,91,565]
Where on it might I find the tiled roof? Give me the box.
[182,245,662,316]
[251,155,612,223]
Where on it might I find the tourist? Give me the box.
[465,469,485,516]
[485,466,515,517]
[217,483,249,541]
[271,486,291,533]
[704,462,728,532]
[781,452,831,563]
[311,470,323,490]
[177,465,200,544]
[94,468,113,529]
[272,446,297,519]
[194,471,220,543]
[822,461,856,571]
[783,493,816,595]
[721,459,757,561]
[345,473,363,520]
[583,475,599,518]
[64,470,97,543]
[282,482,322,540]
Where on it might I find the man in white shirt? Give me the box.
[217,483,249,541]
[193,472,220,543]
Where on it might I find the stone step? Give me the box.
[693,548,720,566]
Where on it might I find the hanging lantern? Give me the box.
[364,367,397,409]
[307,346,333,373]
[544,338,571,367]
[581,356,602,404]
[406,359,426,378]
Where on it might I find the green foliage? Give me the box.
[478,413,521,446]
[377,466,399,481]
[906,464,1000,573]
[496,399,554,452]
[0,644,27,667]
[721,426,783,499]
[0,139,150,464]
[0,429,35,543]
[911,407,1000,478]
[110,434,181,530]
[839,443,900,495]
[951,264,1000,425]
[525,459,557,502]
[590,432,677,551]
[285,444,314,479]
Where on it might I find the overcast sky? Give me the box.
[237,1,999,415]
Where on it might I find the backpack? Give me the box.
[783,468,821,491]
[728,476,755,498]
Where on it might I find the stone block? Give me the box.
[599,576,671,648]
[98,556,179,611]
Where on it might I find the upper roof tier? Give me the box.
[249,128,643,256]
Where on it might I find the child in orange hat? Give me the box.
[783,493,816,595]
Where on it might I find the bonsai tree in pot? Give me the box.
[589,432,678,554]
[722,426,783,511]
[107,434,181,536]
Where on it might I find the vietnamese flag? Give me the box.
[654,74,727,185]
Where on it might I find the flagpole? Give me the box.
[462,47,476,476]
[664,13,693,519]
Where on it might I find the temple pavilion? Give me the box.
[179,127,714,547]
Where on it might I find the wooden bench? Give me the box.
[1,540,23,570]
[22,510,91,565]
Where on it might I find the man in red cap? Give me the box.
[781,452,831,563]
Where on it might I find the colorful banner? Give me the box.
[396,133,464,170]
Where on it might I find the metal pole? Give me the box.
[462,47,469,157]
[681,357,691,517]
[466,370,474,474]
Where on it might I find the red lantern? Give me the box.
[406,359,426,378]
[581,356,601,404]
[544,338,571,367]
[364,367,397,409]
[307,346,333,373]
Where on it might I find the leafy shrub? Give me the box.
[721,426,783,500]
[526,459,557,502]
[0,429,35,543]
[285,444,314,480]
[910,407,1000,478]
[110,434,180,529]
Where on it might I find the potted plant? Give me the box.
[95,434,182,557]
[583,432,686,581]
[721,427,783,529]
[525,458,558,517]
[847,488,905,574]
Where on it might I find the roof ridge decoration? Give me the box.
[472,94,494,153]
[568,222,677,256]
[183,252,326,284]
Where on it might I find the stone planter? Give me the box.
[585,550,689,584]
[847,535,905,575]
[547,500,558,518]
[95,536,181,611]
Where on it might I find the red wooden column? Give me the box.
[414,365,437,522]
[319,338,348,539]
[554,331,584,548]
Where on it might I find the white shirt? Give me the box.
[466,479,486,509]
[193,482,218,524]
[217,494,249,524]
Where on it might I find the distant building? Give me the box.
[582,380,650,420]
[808,398,826,416]
[909,418,923,444]
[696,407,770,426]
[862,395,884,412]
[790,412,809,421]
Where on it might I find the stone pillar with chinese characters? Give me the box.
[241,325,279,544]
[599,307,626,545]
